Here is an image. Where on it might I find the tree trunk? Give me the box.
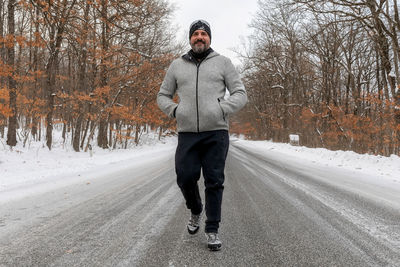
[135,122,140,145]
[108,121,113,148]
[80,118,89,149]
[97,0,110,149]
[45,50,56,150]
[80,102,91,149]
[6,0,17,147]
[72,2,90,152]
[0,0,5,88]
[41,0,76,150]
[85,120,98,152]
[395,90,400,155]
[158,126,162,141]
[31,6,40,142]
[97,120,108,148]
[125,126,132,149]
[62,120,67,143]
[73,113,83,152]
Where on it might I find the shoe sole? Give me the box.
[187,226,199,235]
[208,244,222,251]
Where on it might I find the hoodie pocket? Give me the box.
[175,102,197,131]
[217,98,226,122]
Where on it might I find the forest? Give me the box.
[1,0,400,156]
[240,0,400,156]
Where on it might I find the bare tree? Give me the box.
[0,0,179,151]
[241,1,313,142]
[238,0,399,155]
[30,0,77,150]
[6,0,17,147]
[0,0,6,138]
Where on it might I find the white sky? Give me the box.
[168,0,260,65]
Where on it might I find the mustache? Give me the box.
[194,39,205,44]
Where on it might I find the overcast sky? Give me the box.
[168,0,259,65]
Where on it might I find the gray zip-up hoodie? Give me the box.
[157,50,247,133]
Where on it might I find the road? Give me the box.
[1,142,399,266]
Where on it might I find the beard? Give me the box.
[191,40,209,54]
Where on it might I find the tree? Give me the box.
[6,0,17,147]
[239,0,399,155]
[30,0,77,150]
[72,1,90,152]
[0,0,180,151]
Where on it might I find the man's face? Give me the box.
[190,29,211,54]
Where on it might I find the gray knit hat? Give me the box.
[189,19,211,41]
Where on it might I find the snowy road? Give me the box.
[1,142,400,266]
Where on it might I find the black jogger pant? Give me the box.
[175,130,229,233]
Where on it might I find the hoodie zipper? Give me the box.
[187,53,217,133]
[195,63,200,132]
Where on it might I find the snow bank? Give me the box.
[0,132,177,195]
[2,131,399,201]
[233,139,400,183]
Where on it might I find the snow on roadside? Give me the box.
[233,138,400,182]
[2,131,400,200]
[0,133,177,194]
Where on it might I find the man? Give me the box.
[157,19,247,251]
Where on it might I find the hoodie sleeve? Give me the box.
[219,57,248,115]
[157,61,179,118]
